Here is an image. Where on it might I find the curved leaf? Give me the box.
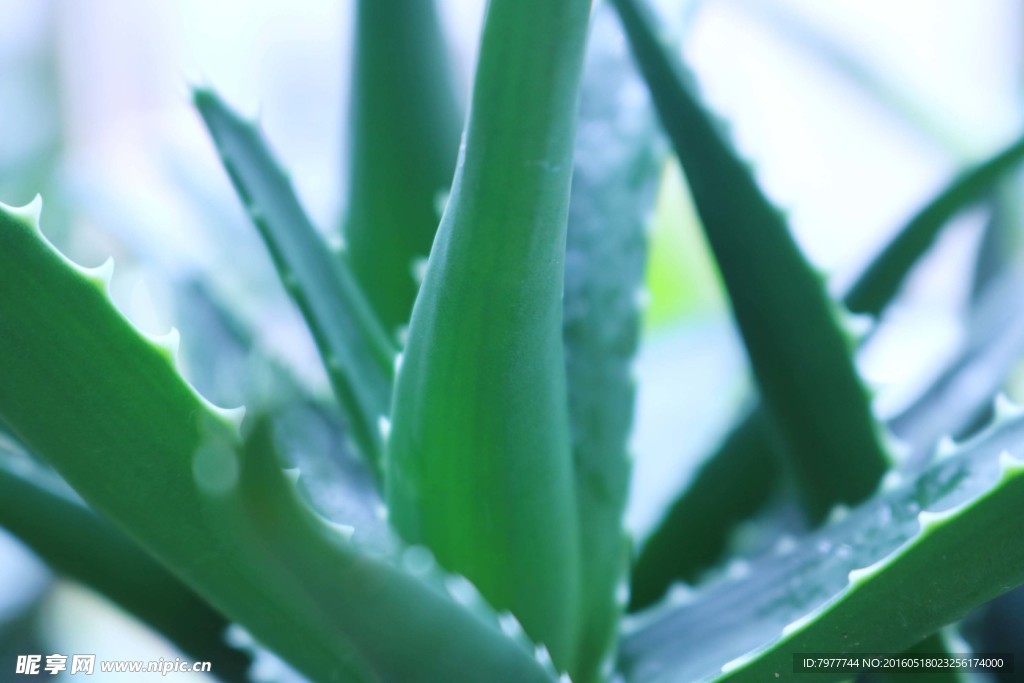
[385,0,592,674]
[0,200,560,683]
[621,400,1024,682]
[845,131,1024,317]
[195,90,394,473]
[612,0,889,522]
[343,0,462,335]
[562,6,664,680]
[0,445,250,681]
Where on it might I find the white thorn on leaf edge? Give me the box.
[400,545,434,575]
[725,559,751,580]
[444,575,481,607]
[994,393,1024,420]
[600,655,616,677]
[321,517,355,540]
[848,556,890,585]
[393,352,404,374]
[667,582,695,605]
[411,256,429,285]
[999,449,1024,472]
[614,579,631,607]
[534,645,554,670]
[202,401,246,434]
[917,507,957,531]
[881,469,903,492]
[79,256,115,289]
[0,194,43,226]
[395,325,410,347]
[721,651,755,674]
[497,612,524,639]
[935,435,958,459]
[150,327,181,360]
[378,416,391,440]
[225,624,254,648]
[773,535,797,555]
[781,610,818,638]
[842,311,874,339]
[882,433,912,462]
[282,467,301,484]
[826,505,850,525]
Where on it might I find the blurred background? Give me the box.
[2,0,1023,679]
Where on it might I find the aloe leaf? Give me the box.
[620,400,1024,683]
[342,0,461,336]
[629,407,783,609]
[0,444,250,681]
[562,7,663,680]
[174,278,386,543]
[612,0,888,521]
[194,90,394,473]
[385,0,592,674]
[891,267,1024,467]
[844,131,1024,317]
[632,268,1024,609]
[623,0,1024,608]
[0,200,561,683]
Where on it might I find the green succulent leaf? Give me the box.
[631,267,1024,609]
[620,400,1024,683]
[844,131,1024,318]
[0,443,250,681]
[891,267,1024,466]
[629,407,783,609]
[562,6,664,679]
[613,0,889,521]
[194,89,394,474]
[621,0,1024,613]
[343,0,461,336]
[385,0,592,674]
[630,137,1024,602]
[0,200,560,683]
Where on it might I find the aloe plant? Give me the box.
[2,1,1024,682]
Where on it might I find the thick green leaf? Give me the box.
[172,278,386,542]
[630,165,1024,610]
[0,200,560,683]
[194,90,394,474]
[613,0,888,521]
[385,0,592,674]
[343,0,461,336]
[563,7,663,680]
[845,131,1024,317]
[623,0,1024,610]
[629,407,783,609]
[631,267,1024,609]
[620,399,1024,682]
[0,444,250,681]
